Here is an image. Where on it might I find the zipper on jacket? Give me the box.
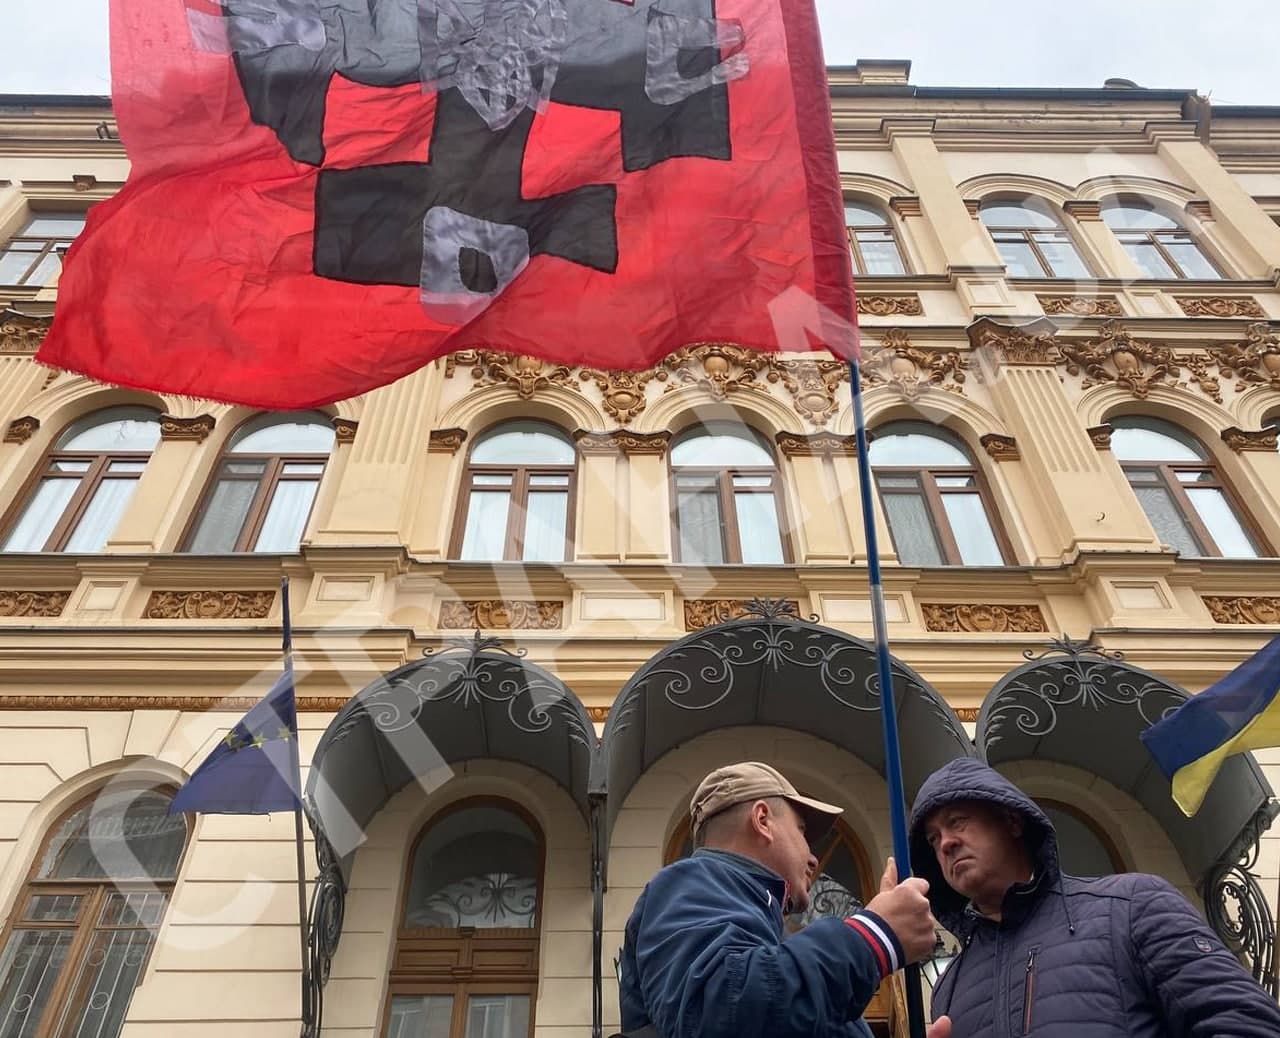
[1021,947,1038,1035]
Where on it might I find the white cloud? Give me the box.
[0,0,1276,104]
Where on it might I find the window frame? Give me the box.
[844,200,910,277]
[0,785,188,1038]
[1100,202,1225,280]
[448,423,578,562]
[382,797,544,1038]
[0,412,161,554]
[1118,458,1266,558]
[668,431,791,566]
[979,201,1093,279]
[0,210,89,288]
[181,417,335,554]
[868,426,1014,567]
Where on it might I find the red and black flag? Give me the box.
[39,0,856,408]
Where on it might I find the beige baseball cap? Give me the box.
[690,761,843,842]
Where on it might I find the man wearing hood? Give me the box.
[909,758,1280,1037]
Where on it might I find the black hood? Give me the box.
[907,758,1059,935]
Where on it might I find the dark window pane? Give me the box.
[466,994,530,1038]
[404,807,538,929]
[677,489,724,565]
[188,479,259,553]
[25,895,83,922]
[1132,485,1202,556]
[63,928,156,1038]
[0,928,74,1038]
[882,492,944,566]
[38,790,185,881]
[388,996,454,1038]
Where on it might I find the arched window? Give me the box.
[185,413,335,553]
[0,211,87,287]
[0,787,188,1038]
[0,407,161,553]
[868,423,1008,567]
[670,424,788,565]
[1101,200,1222,279]
[845,201,907,276]
[386,801,541,1038]
[1037,800,1122,877]
[1110,417,1262,558]
[979,200,1091,278]
[453,421,575,562]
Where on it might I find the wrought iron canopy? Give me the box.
[306,633,596,880]
[978,638,1277,883]
[592,601,977,864]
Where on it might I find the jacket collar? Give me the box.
[692,848,788,902]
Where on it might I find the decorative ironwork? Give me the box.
[790,874,864,929]
[412,873,537,929]
[331,631,593,746]
[1202,804,1277,997]
[984,638,1182,748]
[301,832,345,1038]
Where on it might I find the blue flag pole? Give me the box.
[848,359,928,1038]
[281,578,314,1038]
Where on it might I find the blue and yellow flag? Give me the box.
[170,662,301,815]
[1141,636,1280,816]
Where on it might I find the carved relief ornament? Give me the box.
[1058,321,1177,399]
[159,414,216,442]
[769,356,849,427]
[979,434,1020,461]
[1176,296,1266,319]
[859,329,966,402]
[0,312,50,354]
[332,418,358,445]
[858,294,924,317]
[921,603,1048,634]
[0,590,70,618]
[573,430,670,456]
[1207,323,1280,393]
[684,598,802,631]
[145,590,275,619]
[970,321,1061,366]
[1203,596,1280,625]
[1036,295,1123,318]
[428,428,468,454]
[438,599,563,630]
[775,432,858,458]
[3,416,39,444]
[1220,427,1278,453]
[453,350,578,400]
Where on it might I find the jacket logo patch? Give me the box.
[1193,936,1213,954]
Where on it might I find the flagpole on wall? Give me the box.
[282,577,313,1036]
[847,359,929,1038]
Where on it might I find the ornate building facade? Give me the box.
[0,59,1279,1037]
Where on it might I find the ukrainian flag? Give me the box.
[1141,636,1280,816]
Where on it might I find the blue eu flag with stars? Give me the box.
[170,661,301,814]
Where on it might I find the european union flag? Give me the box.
[170,662,301,814]
[1141,636,1280,816]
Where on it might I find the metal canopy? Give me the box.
[306,633,597,882]
[593,601,977,859]
[978,639,1277,884]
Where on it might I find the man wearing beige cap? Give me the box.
[615,762,948,1038]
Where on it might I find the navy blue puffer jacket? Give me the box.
[618,849,892,1038]
[908,758,1280,1038]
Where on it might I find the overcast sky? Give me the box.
[1,0,1277,105]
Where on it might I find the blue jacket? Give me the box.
[908,758,1280,1038]
[619,849,896,1038]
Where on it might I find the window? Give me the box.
[1111,417,1261,558]
[0,212,87,287]
[453,422,575,562]
[979,201,1091,278]
[845,201,907,276]
[185,413,335,553]
[385,802,541,1038]
[0,787,187,1038]
[1,408,161,553]
[868,423,1008,567]
[1037,800,1121,877]
[1101,201,1222,279]
[670,425,788,565]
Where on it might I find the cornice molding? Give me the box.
[159,414,215,443]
